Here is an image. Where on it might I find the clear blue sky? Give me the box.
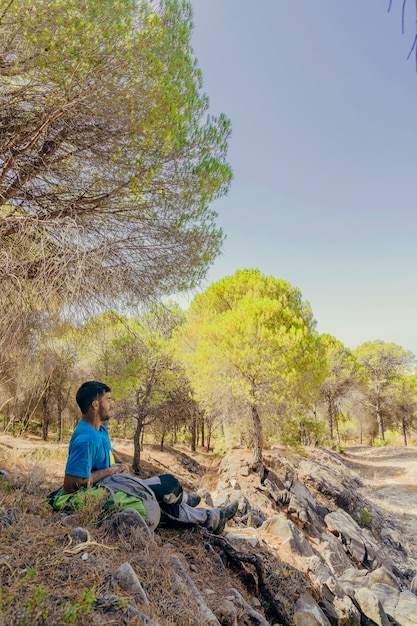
[186,0,417,357]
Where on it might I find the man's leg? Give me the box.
[159,500,239,535]
[143,474,201,507]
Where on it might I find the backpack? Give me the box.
[47,474,161,530]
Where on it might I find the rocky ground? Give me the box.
[1,435,417,625]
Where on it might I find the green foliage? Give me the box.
[23,567,38,581]
[177,269,317,405]
[63,585,97,625]
[318,334,359,443]
[279,431,303,450]
[383,429,403,446]
[25,584,49,624]
[0,587,13,612]
[339,422,357,446]
[0,0,232,344]
[359,507,372,529]
[354,341,415,441]
[80,306,193,470]
[176,269,319,462]
[278,419,305,449]
[70,486,109,526]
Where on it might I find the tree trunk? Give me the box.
[133,391,144,474]
[402,410,408,446]
[376,397,384,441]
[160,431,165,452]
[56,393,63,442]
[334,413,340,446]
[42,394,49,441]
[200,414,205,449]
[327,396,334,443]
[298,421,305,445]
[133,419,143,474]
[251,404,264,480]
[191,407,197,452]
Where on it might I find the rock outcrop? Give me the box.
[214,447,417,625]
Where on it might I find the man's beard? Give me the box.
[100,414,110,423]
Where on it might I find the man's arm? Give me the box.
[63,463,129,493]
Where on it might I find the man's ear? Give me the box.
[91,399,99,411]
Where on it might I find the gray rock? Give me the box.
[410,574,417,596]
[200,488,214,506]
[331,594,361,626]
[307,555,342,601]
[262,515,313,557]
[324,509,381,567]
[288,479,323,529]
[70,527,90,544]
[0,470,10,481]
[394,590,417,626]
[368,566,400,589]
[114,562,150,607]
[354,588,391,626]
[215,599,238,626]
[168,554,220,625]
[95,593,120,609]
[299,459,361,513]
[251,491,275,511]
[95,593,160,623]
[227,588,269,626]
[110,507,152,539]
[319,531,353,576]
[306,556,360,624]
[213,488,230,508]
[217,481,229,491]
[371,583,417,626]
[293,592,332,625]
[370,582,400,618]
[225,531,259,547]
[337,567,370,597]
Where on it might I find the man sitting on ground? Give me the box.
[48,381,238,534]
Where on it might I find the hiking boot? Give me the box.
[183,492,201,507]
[212,500,239,534]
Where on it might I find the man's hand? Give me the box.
[111,462,130,474]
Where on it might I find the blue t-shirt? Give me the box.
[65,420,111,478]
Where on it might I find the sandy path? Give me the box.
[345,445,417,545]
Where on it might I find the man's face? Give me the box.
[98,392,113,423]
